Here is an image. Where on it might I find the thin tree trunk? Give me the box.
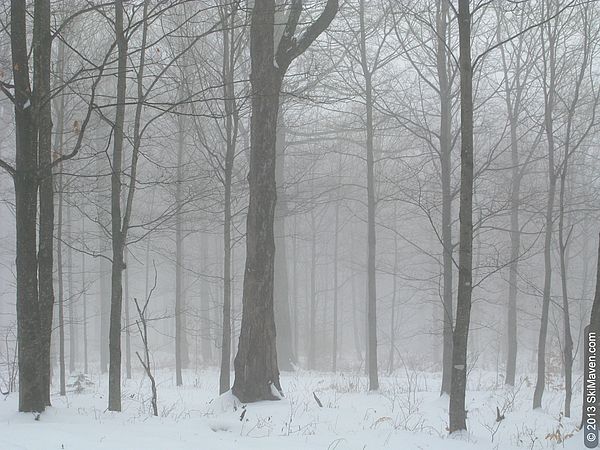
[219,7,238,391]
[37,0,55,406]
[67,202,76,373]
[358,0,379,391]
[533,10,557,410]
[108,0,128,411]
[124,252,131,380]
[292,211,299,361]
[274,108,295,371]
[176,114,185,387]
[82,219,89,374]
[448,0,473,433]
[389,208,398,375]
[57,166,66,396]
[309,209,317,370]
[558,142,574,419]
[332,194,340,372]
[435,0,454,397]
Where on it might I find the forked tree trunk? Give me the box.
[448,0,473,433]
[11,0,50,413]
[232,0,337,403]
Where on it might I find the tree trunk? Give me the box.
[36,0,55,407]
[11,0,46,413]
[108,0,128,411]
[176,114,186,387]
[124,252,131,380]
[332,192,340,373]
[200,234,213,365]
[219,8,238,391]
[67,203,76,373]
[533,14,557,410]
[448,0,473,433]
[388,208,398,375]
[57,166,66,396]
[232,0,337,403]
[232,0,284,402]
[358,0,379,391]
[274,109,295,371]
[435,0,454,397]
[309,209,317,370]
[82,221,89,374]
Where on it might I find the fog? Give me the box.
[0,0,599,448]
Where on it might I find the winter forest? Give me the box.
[2,0,600,448]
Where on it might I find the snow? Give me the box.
[0,369,586,449]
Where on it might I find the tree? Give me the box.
[448,0,473,433]
[232,0,338,402]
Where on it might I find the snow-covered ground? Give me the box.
[0,368,585,449]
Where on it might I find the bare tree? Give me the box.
[232,0,338,402]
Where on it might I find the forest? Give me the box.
[1,0,600,448]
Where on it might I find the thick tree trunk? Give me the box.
[232,0,284,402]
[232,0,337,403]
[448,0,473,434]
[12,0,52,413]
[232,70,282,402]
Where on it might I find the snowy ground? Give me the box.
[0,368,586,449]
